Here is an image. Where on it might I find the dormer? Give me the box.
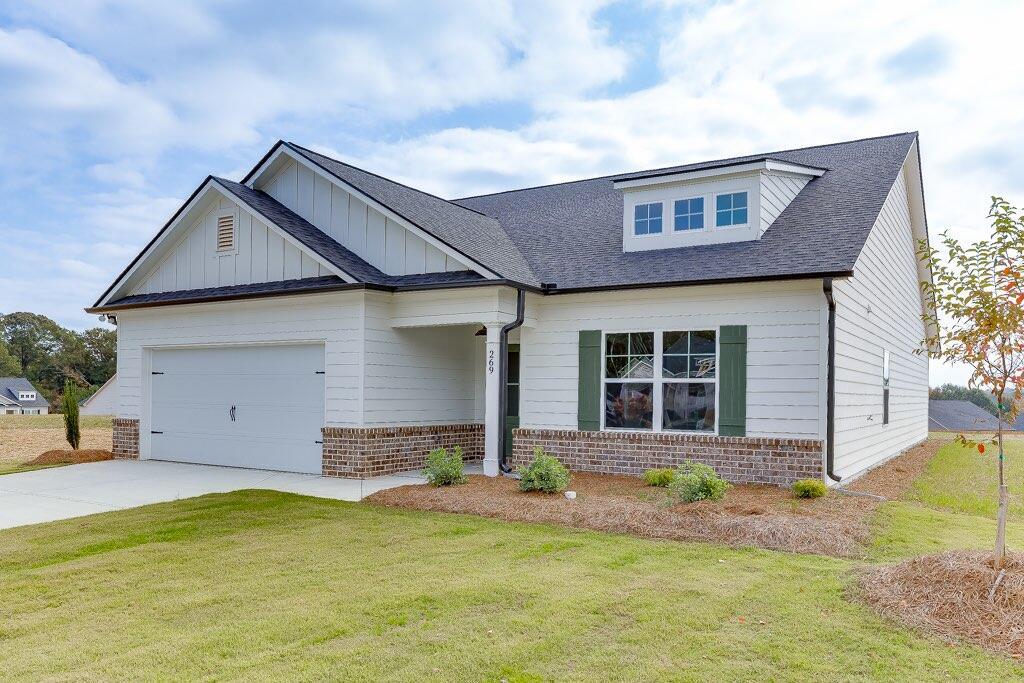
[614,159,826,252]
[18,391,35,401]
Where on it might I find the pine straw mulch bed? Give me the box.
[22,449,113,467]
[858,551,1024,659]
[367,438,945,558]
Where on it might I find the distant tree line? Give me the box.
[0,312,116,408]
[929,383,999,416]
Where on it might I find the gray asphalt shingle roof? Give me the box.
[453,132,918,290]
[928,400,1001,432]
[285,143,541,287]
[0,378,49,408]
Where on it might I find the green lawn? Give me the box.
[1,489,1022,681]
[911,434,1024,518]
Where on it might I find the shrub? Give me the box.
[643,468,675,487]
[62,380,80,450]
[792,478,828,499]
[422,446,466,486]
[668,461,730,503]
[518,447,570,493]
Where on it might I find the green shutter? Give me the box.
[578,330,601,431]
[718,325,747,436]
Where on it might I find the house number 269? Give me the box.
[488,349,495,374]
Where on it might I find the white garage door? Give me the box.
[149,344,325,473]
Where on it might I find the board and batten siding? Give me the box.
[759,172,811,235]
[131,194,327,296]
[831,167,929,478]
[114,293,364,442]
[362,292,479,426]
[518,281,827,440]
[258,158,468,276]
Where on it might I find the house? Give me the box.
[80,374,118,416]
[0,378,50,415]
[928,399,1000,432]
[87,132,932,485]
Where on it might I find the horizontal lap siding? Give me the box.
[361,292,478,426]
[520,282,825,439]
[115,292,363,426]
[832,169,928,478]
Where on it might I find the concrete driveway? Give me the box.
[0,459,438,530]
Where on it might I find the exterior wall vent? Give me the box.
[216,214,236,252]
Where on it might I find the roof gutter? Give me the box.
[823,277,841,482]
[497,289,526,474]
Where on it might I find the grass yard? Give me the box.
[911,433,1024,518]
[2,435,1024,680]
[0,414,112,474]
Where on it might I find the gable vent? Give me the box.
[216,214,235,252]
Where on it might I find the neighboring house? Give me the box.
[80,375,118,416]
[88,132,932,485]
[0,378,50,415]
[928,399,1001,432]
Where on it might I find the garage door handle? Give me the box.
[229,405,236,422]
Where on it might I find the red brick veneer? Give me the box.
[511,428,822,487]
[322,424,484,478]
[112,418,140,459]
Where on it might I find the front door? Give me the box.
[504,344,520,459]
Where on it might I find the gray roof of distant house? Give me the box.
[0,378,49,408]
[928,400,1001,432]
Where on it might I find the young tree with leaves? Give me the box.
[919,197,1024,570]
[62,380,80,451]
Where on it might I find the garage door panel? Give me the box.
[149,344,325,474]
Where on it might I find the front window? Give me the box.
[603,330,717,432]
[715,192,748,227]
[633,202,663,235]
[673,197,705,231]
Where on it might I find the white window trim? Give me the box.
[632,201,665,237]
[600,328,720,435]
[713,190,750,229]
[672,195,708,233]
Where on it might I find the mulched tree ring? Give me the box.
[858,550,1024,659]
[24,449,113,466]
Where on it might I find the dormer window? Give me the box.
[673,198,705,232]
[715,192,748,227]
[18,391,35,401]
[633,202,663,235]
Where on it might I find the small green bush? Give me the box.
[643,468,675,487]
[668,461,730,503]
[423,446,466,486]
[518,447,570,493]
[62,380,80,450]
[792,478,828,499]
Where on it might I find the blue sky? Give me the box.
[1,0,1022,385]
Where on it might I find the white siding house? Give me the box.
[91,133,931,485]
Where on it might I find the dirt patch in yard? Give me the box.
[368,439,945,558]
[0,427,112,468]
[25,449,113,467]
[858,550,1024,659]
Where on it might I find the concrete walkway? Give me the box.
[0,459,455,530]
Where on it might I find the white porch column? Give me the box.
[483,324,503,476]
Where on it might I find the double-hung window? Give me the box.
[673,197,704,231]
[634,202,663,235]
[603,330,717,432]
[715,191,748,227]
